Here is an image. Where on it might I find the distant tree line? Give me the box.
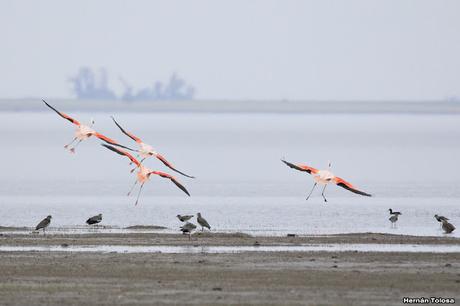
[69,67,195,101]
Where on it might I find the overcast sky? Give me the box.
[1,0,459,100]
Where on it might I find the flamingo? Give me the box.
[110,116,195,178]
[43,100,132,153]
[101,144,190,205]
[281,159,372,202]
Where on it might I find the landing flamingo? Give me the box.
[281,159,372,202]
[102,144,190,205]
[110,116,194,178]
[43,100,132,153]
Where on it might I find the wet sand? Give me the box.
[1,232,459,305]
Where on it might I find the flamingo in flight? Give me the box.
[281,159,372,202]
[102,144,190,205]
[110,116,195,178]
[43,100,132,153]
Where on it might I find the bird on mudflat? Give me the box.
[35,215,52,234]
[180,222,197,240]
[389,214,398,228]
[281,159,371,202]
[177,214,194,222]
[435,214,449,229]
[441,219,455,234]
[389,209,402,216]
[86,214,103,226]
[197,213,211,231]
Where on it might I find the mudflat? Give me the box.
[0,232,459,305]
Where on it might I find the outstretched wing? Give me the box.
[101,144,140,167]
[154,153,195,178]
[111,116,142,143]
[334,176,372,197]
[149,171,191,196]
[43,100,80,126]
[281,159,319,174]
[94,133,137,152]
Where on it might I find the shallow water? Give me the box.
[0,110,459,237]
[1,243,459,254]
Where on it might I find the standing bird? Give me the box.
[35,215,52,234]
[281,159,372,202]
[389,209,402,216]
[441,219,456,234]
[110,116,195,178]
[86,214,103,226]
[177,214,194,222]
[43,100,131,153]
[389,214,399,228]
[180,222,197,240]
[435,214,449,229]
[102,144,190,205]
[197,212,211,231]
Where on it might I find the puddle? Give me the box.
[0,244,459,254]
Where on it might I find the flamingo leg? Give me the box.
[127,179,138,196]
[321,185,328,203]
[69,139,83,153]
[64,137,77,149]
[134,183,145,206]
[306,183,317,201]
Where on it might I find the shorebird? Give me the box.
[281,159,371,202]
[180,222,197,240]
[43,100,132,153]
[102,144,190,205]
[435,214,449,229]
[389,209,402,216]
[389,214,398,228]
[441,219,456,234]
[177,214,194,222]
[110,116,195,178]
[35,215,52,234]
[86,214,103,226]
[197,212,211,231]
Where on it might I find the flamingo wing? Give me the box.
[43,100,80,126]
[111,116,142,143]
[101,144,140,167]
[154,153,195,178]
[281,159,319,174]
[333,176,372,197]
[94,133,137,152]
[149,171,191,196]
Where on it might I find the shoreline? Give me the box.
[1,232,459,305]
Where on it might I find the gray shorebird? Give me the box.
[389,208,401,216]
[441,219,455,234]
[435,214,449,229]
[35,215,52,234]
[86,214,102,225]
[180,222,197,240]
[197,213,211,231]
[177,214,194,222]
[389,214,398,228]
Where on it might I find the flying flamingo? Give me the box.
[43,100,132,153]
[102,144,190,205]
[281,159,372,202]
[110,116,195,178]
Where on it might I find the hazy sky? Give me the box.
[1,0,459,100]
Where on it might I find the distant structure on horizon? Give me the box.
[69,67,195,101]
